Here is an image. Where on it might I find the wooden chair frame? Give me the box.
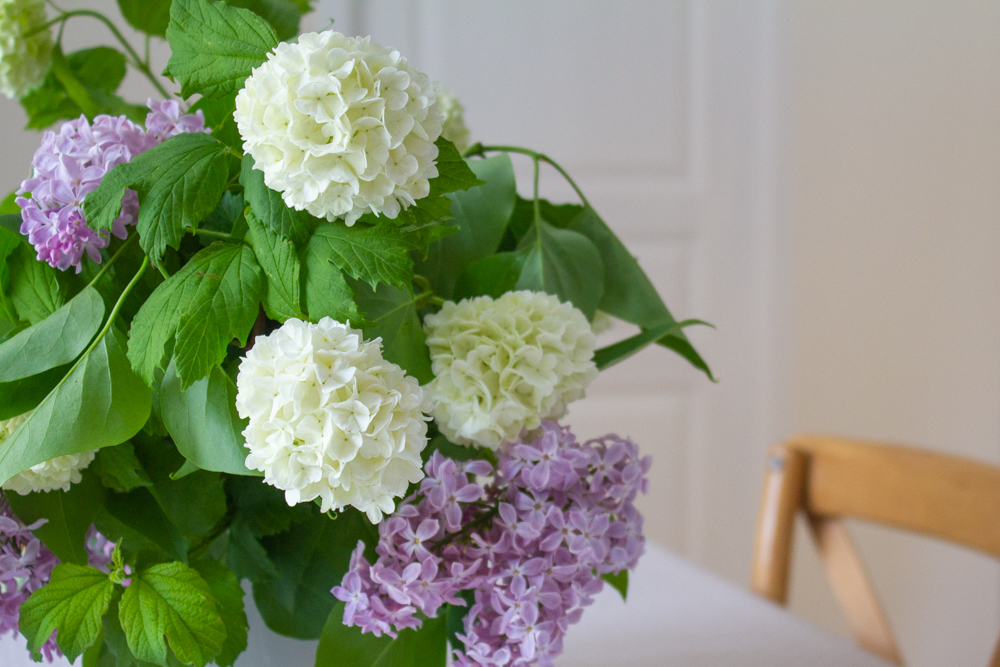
[751,435,1000,666]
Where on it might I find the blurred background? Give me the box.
[2,2,999,666]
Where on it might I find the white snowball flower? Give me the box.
[436,86,471,155]
[424,291,598,450]
[234,30,443,226]
[0,0,53,99]
[1,412,96,495]
[235,317,431,523]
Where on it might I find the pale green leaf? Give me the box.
[246,210,303,320]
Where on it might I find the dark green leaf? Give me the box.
[19,563,114,662]
[95,443,153,493]
[7,243,62,325]
[0,287,103,382]
[118,0,174,36]
[200,191,246,238]
[415,154,516,298]
[69,47,128,93]
[247,209,303,320]
[444,590,476,652]
[601,570,629,601]
[226,518,279,582]
[352,281,433,383]
[253,511,377,639]
[5,470,106,565]
[315,603,447,667]
[159,361,258,476]
[150,470,227,537]
[126,242,264,388]
[453,252,525,301]
[119,561,227,667]
[0,329,151,488]
[99,487,189,564]
[84,133,231,262]
[225,0,303,40]
[515,220,604,320]
[0,364,68,420]
[240,156,318,247]
[191,559,248,667]
[594,319,710,371]
[226,475,313,538]
[164,0,278,99]
[423,434,491,465]
[307,222,414,291]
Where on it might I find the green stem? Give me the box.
[532,154,542,228]
[80,256,149,362]
[471,144,592,209]
[86,234,138,290]
[193,228,235,241]
[154,262,171,280]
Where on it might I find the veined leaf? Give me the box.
[0,329,151,487]
[191,559,249,667]
[246,209,303,321]
[315,603,447,667]
[0,286,104,382]
[300,241,361,325]
[392,137,484,229]
[84,133,231,262]
[95,442,153,493]
[119,561,227,667]
[127,242,263,389]
[118,0,173,36]
[307,222,414,291]
[226,0,304,41]
[7,243,62,325]
[515,219,604,320]
[453,251,525,301]
[240,156,318,247]
[352,281,433,384]
[19,564,114,663]
[164,0,278,99]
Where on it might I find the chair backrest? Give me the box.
[751,435,1000,667]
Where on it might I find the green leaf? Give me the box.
[99,487,189,564]
[104,596,185,667]
[19,564,115,663]
[601,570,629,601]
[69,47,128,93]
[507,195,584,240]
[240,156,318,247]
[0,287,104,382]
[226,518,279,582]
[119,561,227,667]
[352,281,433,384]
[200,191,246,240]
[159,360,257,476]
[150,470,227,538]
[83,133,231,262]
[164,0,279,99]
[0,364,69,420]
[515,220,604,320]
[315,603,447,667]
[253,511,377,639]
[301,238,361,324]
[246,209,303,321]
[7,243,63,325]
[225,0,304,40]
[0,328,151,488]
[95,443,153,493]
[226,475,313,538]
[453,252,525,301]
[444,589,476,652]
[429,137,483,198]
[415,154,516,298]
[51,45,98,118]
[191,559,248,667]
[127,242,264,389]
[118,0,174,36]
[5,470,106,565]
[568,207,714,379]
[307,222,414,291]
[594,319,709,371]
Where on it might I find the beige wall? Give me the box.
[787,2,1000,665]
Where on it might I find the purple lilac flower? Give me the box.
[332,422,652,667]
[1,493,114,663]
[17,100,207,273]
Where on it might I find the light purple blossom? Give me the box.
[332,422,651,667]
[17,100,207,272]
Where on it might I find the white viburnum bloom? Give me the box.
[424,291,598,450]
[436,86,470,155]
[234,30,444,226]
[0,0,53,99]
[0,412,96,494]
[235,317,431,523]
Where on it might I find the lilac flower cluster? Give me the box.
[17,100,207,272]
[333,422,651,667]
[1,494,113,662]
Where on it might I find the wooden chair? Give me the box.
[750,434,1000,666]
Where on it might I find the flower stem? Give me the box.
[79,256,149,363]
[193,228,235,241]
[86,234,138,290]
[468,144,592,209]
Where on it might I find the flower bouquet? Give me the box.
[0,1,712,666]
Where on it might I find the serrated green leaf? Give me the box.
[0,286,103,382]
[307,222,414,291]
[515,220,604,320]
[118,0,174,36]
[83,133,231,262]
[19,564,115,662]
[453,251,525,301]
[159,360,258,476]
[7,243,62,324]
[415,154,516,298]
[352,281,433,383]
[191,559,248,667]
[0,328,151,487]
[315,602,447,667]
[164,0,278,99]
[225,0,303,40]
[119,561,227,667]
[240,156,318,247]
[301,240,361,324]
[104,595,186,667]
[601,570,629,601]
[96,442,153,493]
[127,243,264,389]
[429,137,483,197]
[246,210,303,320]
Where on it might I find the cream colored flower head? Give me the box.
[234,30,443,227]
[424,291,598,450]
[436,86,470,155]
[1,412,96,494]
[0,0,53,99]
[235,317,431,523]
